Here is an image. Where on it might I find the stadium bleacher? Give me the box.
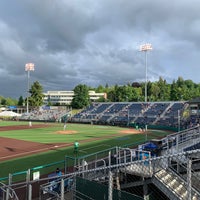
[20,107,68,122]
[19,100,197,131]
[70,101,192,130]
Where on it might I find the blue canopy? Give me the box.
[143,142,158,149]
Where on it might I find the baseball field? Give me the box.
[0,121,170,180]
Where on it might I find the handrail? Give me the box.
[0,182,19,200]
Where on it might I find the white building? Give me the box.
[43,90,107,105]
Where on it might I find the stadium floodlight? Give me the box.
[25,63,35,113]
[139,43,152,102]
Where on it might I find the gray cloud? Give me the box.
[0,0,200,98]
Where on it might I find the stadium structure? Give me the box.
[43,90,107,105]
[1,100,200,199]
[69,100,199,131]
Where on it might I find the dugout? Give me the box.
[189,97,200,116]
[188,98,200,126]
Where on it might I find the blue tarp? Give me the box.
[143,142,158,149]
[8,106,17,110]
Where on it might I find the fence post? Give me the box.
[8,173,12,185]
[60,179,64,200]
[108,151,111,166]
[26,169,31,200]
[28,184,32,200]
[187,158,192,200]
[167,136,169,154]
[108,151,113,200]
[108,171,113,200]
[149,152,152,175]
[118,148,121,164]
[116,146,118,164]
[116,169,120,190]
[26,169,31,182]
[176,134,179,152]
[6,173,12,200]
[6,187,9,200]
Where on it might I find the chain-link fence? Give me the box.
[40,149,200,200]
[0,148,197,200]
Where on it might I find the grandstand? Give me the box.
[20,106,70,122]
[70,101,192,130]
[18,100,199,130]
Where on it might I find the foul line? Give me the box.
[0,144,68,161]
[0,136,114,161]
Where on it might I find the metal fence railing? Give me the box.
[0,160,65,185]
[1,148,200,200]
[156,125,200,155]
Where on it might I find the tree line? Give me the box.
[0,76,200,109]
[0,81,44,108]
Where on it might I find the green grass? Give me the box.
[0,121,31,126]
[0,123,146,143]
[0,121,170,181]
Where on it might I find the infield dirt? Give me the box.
[0,124,141,161]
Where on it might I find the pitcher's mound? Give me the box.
[56,130,77,134]
[119,129,140,134]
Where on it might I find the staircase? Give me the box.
[152,168,200,200]
[120,163,153,178]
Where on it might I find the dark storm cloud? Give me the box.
[0,0,200,98]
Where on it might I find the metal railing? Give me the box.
[1,149,200,200]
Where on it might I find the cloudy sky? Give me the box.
[0,0,200,98]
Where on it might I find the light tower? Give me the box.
[25,63,35,113]
[139,43,152,102]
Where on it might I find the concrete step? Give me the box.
[167,178,177,188]
[181,191,199,200]
[174,183,184,193]
[156,169,167,177]
[161,174,173,184]
[181,190,188,200]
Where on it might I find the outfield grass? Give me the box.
[0,121,32,126]
[0,121,169,181]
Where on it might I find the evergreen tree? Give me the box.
[29,81,44,107]
[18,96,24,106]
[71,84,90,109]
[1,98,6,106]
